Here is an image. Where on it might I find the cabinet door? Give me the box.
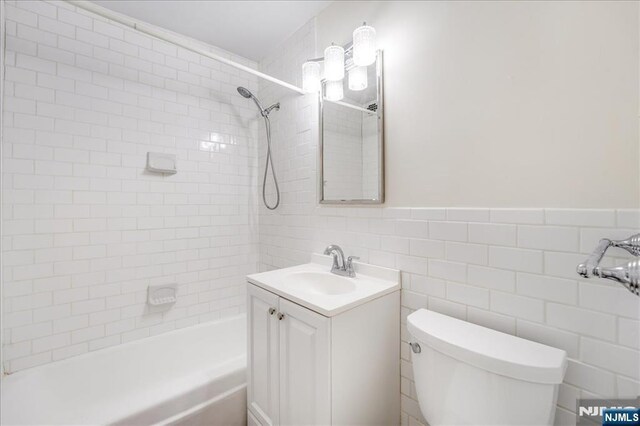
[247,284,280,426]
[278,298,331,426]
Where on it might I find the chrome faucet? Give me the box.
[323,245,359,278]
[578,234,640,296]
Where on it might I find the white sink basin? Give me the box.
[247,254,400,317]
[282,272,357,295]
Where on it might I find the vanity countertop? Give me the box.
[247,254,400,317]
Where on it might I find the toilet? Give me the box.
[407,309,568,426]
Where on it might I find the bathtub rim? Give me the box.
[1,313,247,425]
[2,313,245,379]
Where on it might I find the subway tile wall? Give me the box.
[1,0,261,372]
[258,18,640,426]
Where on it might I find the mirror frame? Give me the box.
[318,50,384,205]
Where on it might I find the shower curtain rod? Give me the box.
[67,0,307,95]
[67,1,376,116]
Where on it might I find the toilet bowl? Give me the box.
[407,309,567,426]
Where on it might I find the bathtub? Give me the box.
[1,314,246,425]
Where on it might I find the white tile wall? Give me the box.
[258,17,640,426]
[2,0,261,372]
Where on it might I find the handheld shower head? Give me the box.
[235,86,282,210]
[236,86,280,117]
[237,86,253,99]
[237,86,264,113]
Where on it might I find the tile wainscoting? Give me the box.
[260,206,640,425]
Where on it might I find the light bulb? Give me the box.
[302,61,321,93]
[348,66,367,91]
[324,44,345,81]
[353,23,376,66]
[325,80,344,101]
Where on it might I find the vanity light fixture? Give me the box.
[302,61,321,93]
[325,80,344,101]
[353,22,377,66]
[348,65,367,91]
[300,22,376,95]
[324,44,345,81]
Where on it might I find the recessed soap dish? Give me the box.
[147,283,178,306]
[146,152,177,174]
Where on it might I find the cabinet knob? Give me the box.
[268,307,276,315]
[278,313,285,320]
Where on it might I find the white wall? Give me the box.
[317,1,639,208]
[1,0,260,372]
[258,7,640,426]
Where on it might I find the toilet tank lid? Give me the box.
[407,309,567,384]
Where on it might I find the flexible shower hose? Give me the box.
[262,116,280,210]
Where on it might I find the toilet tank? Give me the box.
[407,309,567,426]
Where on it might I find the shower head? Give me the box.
[237,86,253,99]
[237,86,265,113]
[237,86,279,117]
[237,87,281,209]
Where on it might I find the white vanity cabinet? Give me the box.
[247,285,330,426]
[246,259,400,426]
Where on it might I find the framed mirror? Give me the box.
[319,50,384,204]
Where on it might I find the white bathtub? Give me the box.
[1,315,247,425]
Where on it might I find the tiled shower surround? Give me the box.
[1,2,639,426]
[2,0,260,372]
[257,19,640,426]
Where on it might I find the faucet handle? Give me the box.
[345,256,360,277]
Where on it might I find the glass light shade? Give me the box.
[325,80,344,101]
[353,24,376,66]
[324,44,345,81]
[348,66,367,91]
[302,61,321,93]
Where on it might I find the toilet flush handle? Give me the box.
[409,342,421,354]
